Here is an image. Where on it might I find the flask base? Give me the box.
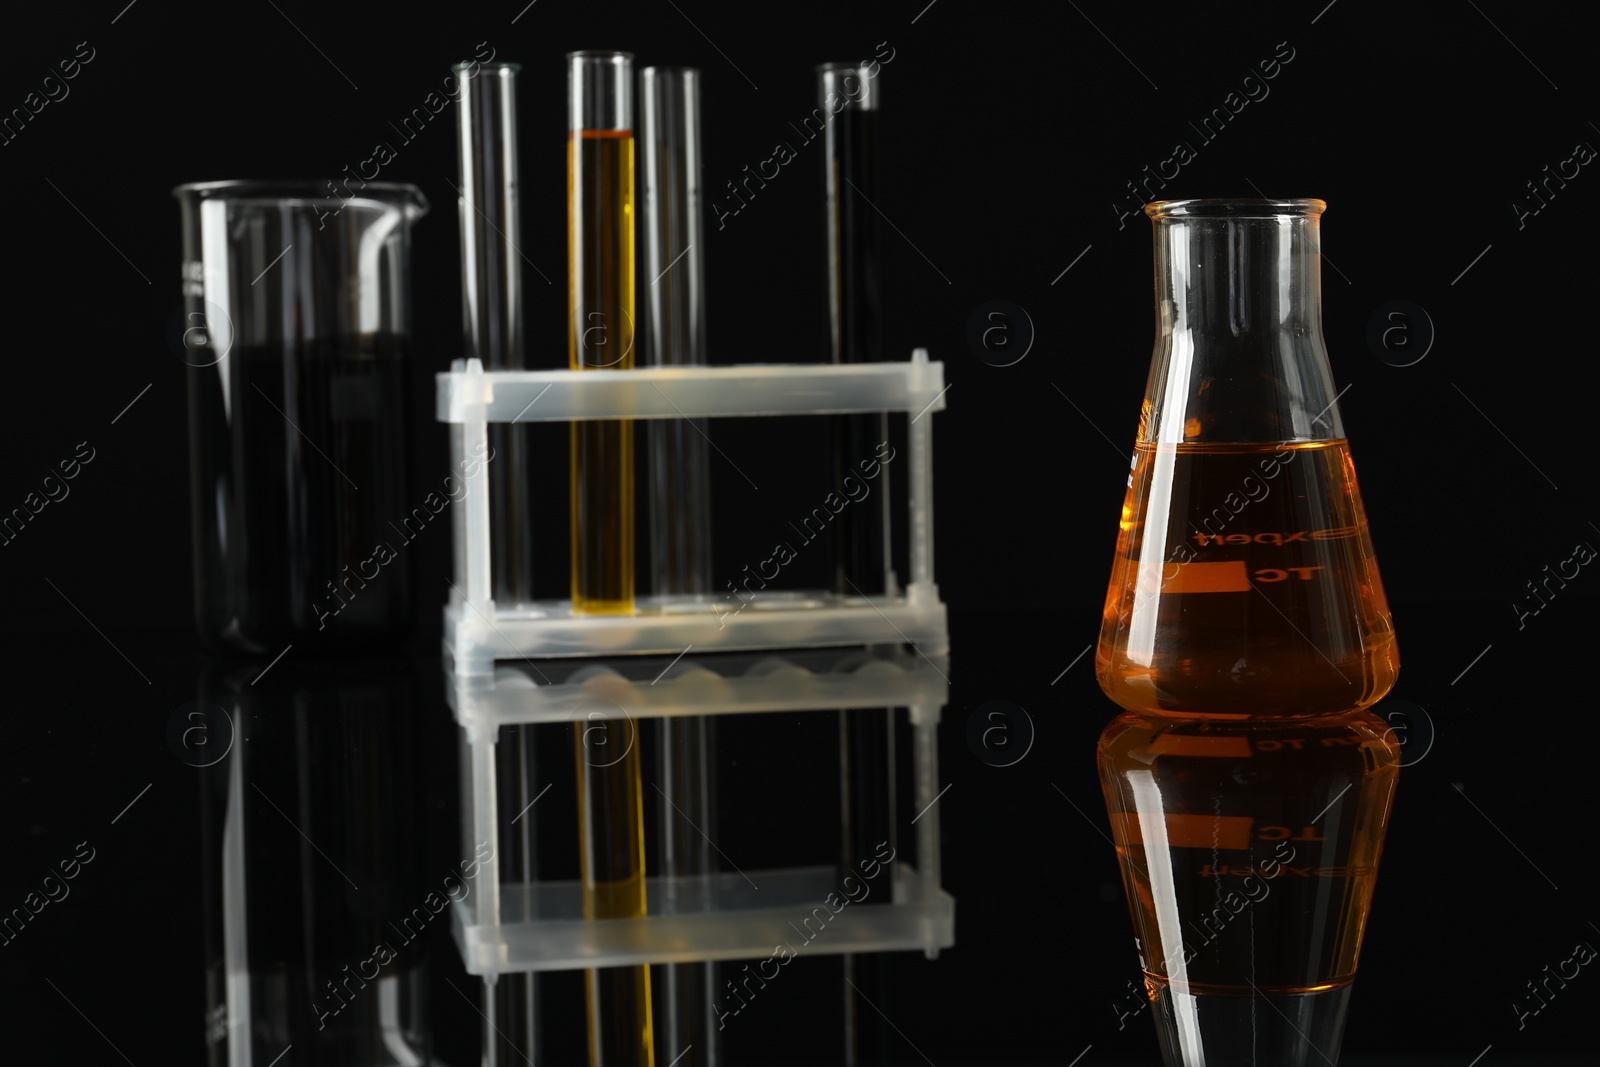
[1149,979,1352,1067]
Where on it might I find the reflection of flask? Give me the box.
[1095,199,1397,720]
[1097,711,1400,1064]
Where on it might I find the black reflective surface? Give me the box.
[5,1,1599,1063]
[3,603,1596,1064]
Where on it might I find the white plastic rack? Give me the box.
[437,351,949,686]
[436,354,953,981]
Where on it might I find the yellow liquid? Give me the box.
[1097,710,1400,993]
[1097,441,1398,719]
[569,131,635,614]
[574,717,654,1065]
[570,128,652,1065]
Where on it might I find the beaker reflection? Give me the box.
[196,657,436,1065]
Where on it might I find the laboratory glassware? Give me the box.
[641,63,720,1067]
[457,60,536,606]
[569,51,654,1067]
[569,50,637,617]
[819,59,895,1066]
[1096,198,1398,720]
[1096,198,1402,1066]
[175,180,428,653]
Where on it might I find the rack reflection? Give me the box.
[459,645,953,1066]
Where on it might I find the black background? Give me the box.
[2,0,1597,1063]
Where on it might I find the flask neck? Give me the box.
[1154,212,1324,342]
[1143,206,1342,444]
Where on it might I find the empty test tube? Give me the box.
[819,59,894,1066]
[456,60,534,604]
[641,64,719,1067]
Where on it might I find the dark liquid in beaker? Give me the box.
[189,336,414,652]
[1097,441,1398,719]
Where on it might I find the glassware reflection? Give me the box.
[197,656,434,1065]
[1097,709,1400,1065]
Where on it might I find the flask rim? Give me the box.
[1146,198,1325,220]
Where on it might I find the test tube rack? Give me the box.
[437,350,948,688]
[435,354,952,980]
[449,647,954,978]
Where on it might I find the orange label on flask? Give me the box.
[1160,559,1253,593]
[1147,734,1254,758]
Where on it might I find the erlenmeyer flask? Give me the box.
[1096,198,1398,720]
[174,180,429,653]
[1094,199,1402,1067]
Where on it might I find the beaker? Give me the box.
[174,180,429,653]
[1096,199,1398,720]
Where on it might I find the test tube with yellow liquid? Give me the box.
[569,49,636,616]
[568,50,653,1067]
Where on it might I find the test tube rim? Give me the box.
[451,59,522,74]
[816,60,879,110]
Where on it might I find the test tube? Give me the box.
[819,60,894,1066]
[641,66,713,600]
[457,62,544,1063]
[570,52,653,1067]
[570,50,637,616]
[456,60,534,605]
[641,65,719,1067]
[819,61,889,593]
